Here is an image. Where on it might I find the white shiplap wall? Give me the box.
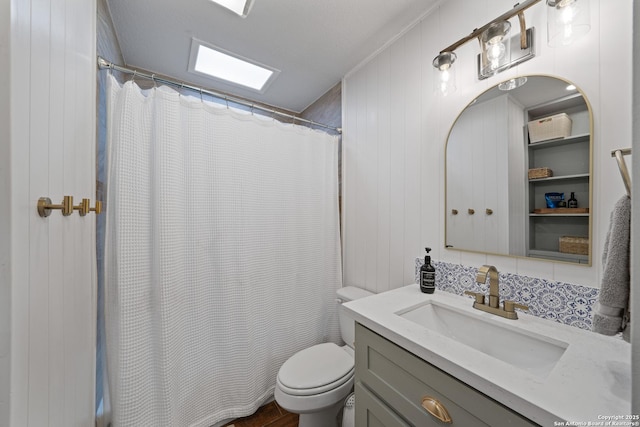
[0,0,11,424]
[343,0,633,293]
[2,0,97,425]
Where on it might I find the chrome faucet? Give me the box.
[464,265,529,320]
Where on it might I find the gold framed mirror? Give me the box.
[445,75,593,264]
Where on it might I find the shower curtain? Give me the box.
[104,75,342,427]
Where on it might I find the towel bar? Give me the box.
[611,148,632,198]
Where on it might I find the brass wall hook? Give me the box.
[91,200,103,215]
[38,196,103,217]
[38,196,74,217]
[74,198,91,216]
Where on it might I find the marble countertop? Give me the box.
[343,284,631,426]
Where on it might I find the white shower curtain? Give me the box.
[104,75,342,427]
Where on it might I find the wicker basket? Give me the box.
[559,236,589,255]
[528,167,553,179]
[528,113,572,143]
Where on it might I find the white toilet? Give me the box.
[274,286,373,427]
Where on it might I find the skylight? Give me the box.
[189,40,279,92]
[209,0,254,17]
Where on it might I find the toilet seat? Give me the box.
[277,343,354,396]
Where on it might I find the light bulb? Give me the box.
[547,0,590,47]
[438,68,452,95]
[479,21,511,76]
[487,38,506,70]
[432,52,456,96]
[559,2,578,42]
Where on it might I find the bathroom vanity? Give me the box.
[355,323,536,426]
[344,285,631,426]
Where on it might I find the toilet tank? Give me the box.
[336,286,373,348]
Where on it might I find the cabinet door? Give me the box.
[355,382,410,427]
[446,96,510,253]
[355,323,538,427]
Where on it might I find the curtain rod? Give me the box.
[97,57,342,134]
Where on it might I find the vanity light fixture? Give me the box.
[431,0,539,92]
[547,0,591,47]
[209,0,254,17]
[432,0,589,92]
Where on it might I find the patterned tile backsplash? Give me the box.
[415,259,599,330]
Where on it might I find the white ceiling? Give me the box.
[106,0,440,113]
[474,76,576,108]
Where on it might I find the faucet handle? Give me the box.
[464,290,485,305]
[504,300,529,313]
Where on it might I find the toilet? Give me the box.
[274,286,373,427]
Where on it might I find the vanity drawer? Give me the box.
[355,323,538,426]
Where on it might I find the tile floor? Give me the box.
[223,401,298,427]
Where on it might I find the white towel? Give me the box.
[592,195,631,341]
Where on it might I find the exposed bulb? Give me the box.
[438,69,452,95]
[432,52,456,96]
[486,37,507,70]
[548,0,589,47]
[559,2,578,42]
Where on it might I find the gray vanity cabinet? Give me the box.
[354,323,538,426]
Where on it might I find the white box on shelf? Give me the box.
[528,113,572,143]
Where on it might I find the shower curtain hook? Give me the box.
[225,96,229,109]
[250,104,254,115]
[130,70,137,82]
[200,88,204,103]
[151,74,157,88]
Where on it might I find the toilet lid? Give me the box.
[277,343,354,395]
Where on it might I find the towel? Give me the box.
[592,195,631,341]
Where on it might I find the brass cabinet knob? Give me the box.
[486,208,493,215]
[468,208,475,215]
[451,209,458,215]
[421,396,452,423]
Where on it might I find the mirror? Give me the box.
[445,76,592,264]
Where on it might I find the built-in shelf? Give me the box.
[528,133,590,150]
[529,173,590,183]
[525,93,591,264]
[528,249,589,263]
[527,93,587,119]
[529,213,590,217]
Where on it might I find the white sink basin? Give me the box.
[396,300,568,378]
